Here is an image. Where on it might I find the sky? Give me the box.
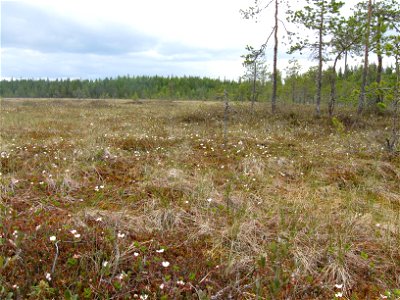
[1,0,363,80]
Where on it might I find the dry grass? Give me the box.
[0,98,399,299]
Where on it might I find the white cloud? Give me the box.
[1,0,385,80]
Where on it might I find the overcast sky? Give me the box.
[1,0,362,80]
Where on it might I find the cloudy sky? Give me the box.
[1,0,361,80]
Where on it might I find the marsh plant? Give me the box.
[0,99,399,299]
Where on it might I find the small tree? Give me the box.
[288,0,344,117]
[328,15,364,116]
[241,46,268,110]
[385,34,400,152]
[285,58,301,103]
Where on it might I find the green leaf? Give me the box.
[258,255,266,268]
[113,281,122,290]
[189,272,196,281]
[83,288,92,299]
[360,251,368,260]
[67,258,78,266]
[64,289,79,300]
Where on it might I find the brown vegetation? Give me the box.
[1,99,399,299]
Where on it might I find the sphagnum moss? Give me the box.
[0,98,399,299]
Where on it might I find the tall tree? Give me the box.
[289,0,344,117]
[368,0,400,104]
[357,0,373,115]
[328,15,364,116]
[241,0,286,113]
[385,32,400,152]
[271,0,279,113]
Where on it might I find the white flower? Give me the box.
[335,284,343,289]
[102,261,109,267]
[49,235,56,242]
[335,292,343,298]
[177,280,185,285]
[156,249,165,253]
[380,294,388,299]
[159,283,165,289]
[162,261,170,268]
[70,229,77,234]
[117,232,126,238]
[95,217,103,222]
[133,252,139,257]
[74,233,81,239]
[45,272,52,281]
[207,198,212,203]
[140,295,148,300]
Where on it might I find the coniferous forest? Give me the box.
[0,64,397,106]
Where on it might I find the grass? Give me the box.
[0,98,399,299]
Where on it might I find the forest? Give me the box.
[0,64,397,106]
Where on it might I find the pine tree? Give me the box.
[288,0,344,117]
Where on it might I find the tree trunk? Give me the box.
[251,61,257,111]
[376,16,383,103]
[291,79,296,103]
[358,0,372,115]
[329,57,339,117]
[376,52,383,103]
[388,53,400,152]
[271,0,278,114]
[316,5,324,117]
[344,50,348,79]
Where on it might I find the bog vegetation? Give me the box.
[0,99,399,299]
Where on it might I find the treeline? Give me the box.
[281,64,398,107]
[0,76,241,101]
[0,64,397,107]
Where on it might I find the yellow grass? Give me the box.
[1,98,399,299]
